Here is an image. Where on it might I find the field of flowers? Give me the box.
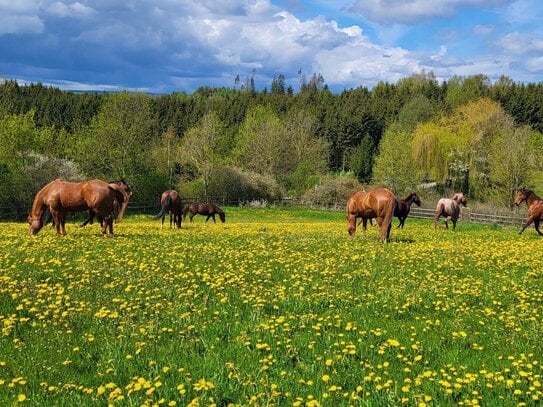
[0,207,542,406]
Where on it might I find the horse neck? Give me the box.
[30,188,49,219]
[402,194,415,207]
[525,191,541,207]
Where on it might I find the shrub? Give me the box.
[302,173,363,207]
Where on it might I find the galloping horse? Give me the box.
[80,179,132,227]
[28,179,130,236]
[346,188,397,242]
[155,190,183,229]
[182,202,226,223]
[395,192,422,229]
[434,192,467,230]
[514,187,543,235]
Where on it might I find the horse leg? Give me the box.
[161,215,165,230]
[190,214,194,223]
[452,218,457,230]
[212,214,216,223]
[108,217,114,236]
[362,218,368,234]
[534,219,543,235]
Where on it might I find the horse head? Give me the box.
[453,192,467,207]
[28,213,43,235]
[514,187,528,206]
[411,193,422,207]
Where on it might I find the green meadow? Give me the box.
[0,208,541,406]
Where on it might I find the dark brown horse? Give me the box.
[395,192,422,229]
[434,192,467,230]
[28,179,130,236]
[514,187,543,235]
[346,188,397,242]
[182,202,225,223]
[155,190,183,229]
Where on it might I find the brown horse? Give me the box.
[28,179,130,236]
[395,192,422,229]
[80,179,132,227]
[182,202,226,223]
[514,187,543,235]
[434,192,467,230]
[155,190,183,229]
[346,188,397,242]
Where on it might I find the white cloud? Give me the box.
[495,32,543,55]
[0,0,43,34]
[349,0,510,25]
[46,2,96,18]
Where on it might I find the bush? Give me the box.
[302,173,363,207]
[207,166,284,204]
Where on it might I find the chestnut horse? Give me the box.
[155,190,183,229]
[514,187,543,235]
[80,179,132,227]
[346,188,397,242]
[434,192,467,230]
[28,179,130,236]
[395,192,422,229]
[182,202,226,223]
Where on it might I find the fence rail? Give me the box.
[0,198,528,228]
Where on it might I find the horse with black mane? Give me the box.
[155,190,183,229]
[514,187,543,235]
[434,192,467,230]
[346,188,397,242]
[28,179,130,236]
[182,202,226,223]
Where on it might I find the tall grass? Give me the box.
[0,208,541,406]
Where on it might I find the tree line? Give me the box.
[0,72,542,215]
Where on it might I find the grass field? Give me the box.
[0,207,542,406]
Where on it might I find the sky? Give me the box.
[1,0,542,94]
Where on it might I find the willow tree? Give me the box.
[412,97,532,200]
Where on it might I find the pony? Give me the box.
[514,187,543,235]
[346,188,397,242]
[28,179,130,236]
[154,190,183,229]
[80,179,132,227]
[434,192,467,230]
[182,202,226,223]
[395,192,422,229]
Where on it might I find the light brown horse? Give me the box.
[28,179,130,236]
[182,202,226,223]
[434,192,467,230]
[346,188,397,242]
[155,190,183,229]
[514,187,543,235]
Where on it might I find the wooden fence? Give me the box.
[0,198,528,228]
[408,207,526,227]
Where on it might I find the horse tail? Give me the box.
[109,186,129,222]
[381,196,396,240]
[181,203,190,219]
[155,195,172,219]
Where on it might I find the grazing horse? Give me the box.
[395,192,422,229]
[434,192,467,230]
[346,188,397,242]
[80,179,132,227]
[182,202,226,223]
[155,190,183,229]
[514,187,543,235]
[28,179,130,236]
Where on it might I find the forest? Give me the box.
[0,72,542,216]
